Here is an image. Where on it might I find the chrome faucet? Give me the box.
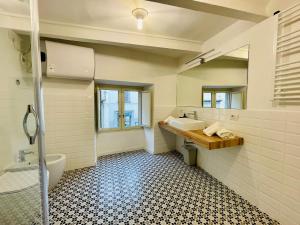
[185,111,198,120]
[19,149,34,162]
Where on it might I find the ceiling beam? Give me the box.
[146,0,268,22]
[39,20,202,53]
[0,12,202,54]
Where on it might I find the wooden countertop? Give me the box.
[158,121,243,150]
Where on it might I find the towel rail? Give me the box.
[275,91,300,96]
[279,6,300,19]
[274,96,300,100]
[278,34,300,45]
[277,44,300,53]
[276,65,300,72]
[279,2,300,15]
[275,70,300,77]
[275,79,300,86]
[273,2,300,104]
[276,60,300,67]
[275,74,300,81]
[279,12,300,25]
[277,29,300,39]
[277,38,300,48]
[275,85,300,91]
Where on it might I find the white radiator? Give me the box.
[274,2,300,103]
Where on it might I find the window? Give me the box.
[99,89,120,129]
[97,86,143,131]
[202,87,245,109]
[124,90,140,128]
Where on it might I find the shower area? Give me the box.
[0,0,48,225]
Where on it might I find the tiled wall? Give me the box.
[43,79,96,170]
[0,29,36,171]
[153,106,177,154]
[176,107,300,225]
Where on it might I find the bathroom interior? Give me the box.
[0,0,300,224]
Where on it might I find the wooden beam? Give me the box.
[146,0,268,22]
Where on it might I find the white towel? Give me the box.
[203,122,221,137]
[216,129,235,139]
[164,116,175,124]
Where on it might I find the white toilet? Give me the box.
[46,154,66,189]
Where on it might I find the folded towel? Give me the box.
[164,116,175,124]
[216,128,235,139]
[203,122,221,137]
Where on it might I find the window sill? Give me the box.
[98,126,144,133]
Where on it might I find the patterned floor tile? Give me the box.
[49,150,279,225]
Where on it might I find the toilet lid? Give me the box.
[0,170,39,194]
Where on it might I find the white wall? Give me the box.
[0,29,36,171]
[176,15,300,225]
[97,130,146,156]
[43,79,96,170]
[177,59,248,107]
[93,44,178,156]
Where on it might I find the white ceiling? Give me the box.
[1,0,271,58]
[0,0,30,15]
[38,0,237,42]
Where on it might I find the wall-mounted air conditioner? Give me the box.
[41,41,95,80]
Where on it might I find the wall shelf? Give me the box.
[158,121,243,150]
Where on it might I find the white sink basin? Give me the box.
[168,118,205,131]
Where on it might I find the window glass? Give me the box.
[203,92,212,108]
[216,92,230,109]
[124,91,140,128]
[99,89,119,129]
[231,92,243,109]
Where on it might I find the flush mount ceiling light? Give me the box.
[132,8,148,30]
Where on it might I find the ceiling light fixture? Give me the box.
[132,8,148,30]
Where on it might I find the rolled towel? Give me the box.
[164,116,175,124]
[216,128,235,139]
[203,122,221,137]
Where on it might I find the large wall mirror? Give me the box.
[177,45,249,109]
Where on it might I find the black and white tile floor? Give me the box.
[49,150,279,225]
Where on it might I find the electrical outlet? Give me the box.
[230,114,239,121]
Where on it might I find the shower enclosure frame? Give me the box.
[29,0,49,224]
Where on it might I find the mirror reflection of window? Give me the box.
[177,45,249,109]
[231,92,243,109]
[216,92,230,109]
[203,92,212,108]
[202,87,246,109]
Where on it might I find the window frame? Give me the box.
[202,88,246,109]
[96,85,143,132]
